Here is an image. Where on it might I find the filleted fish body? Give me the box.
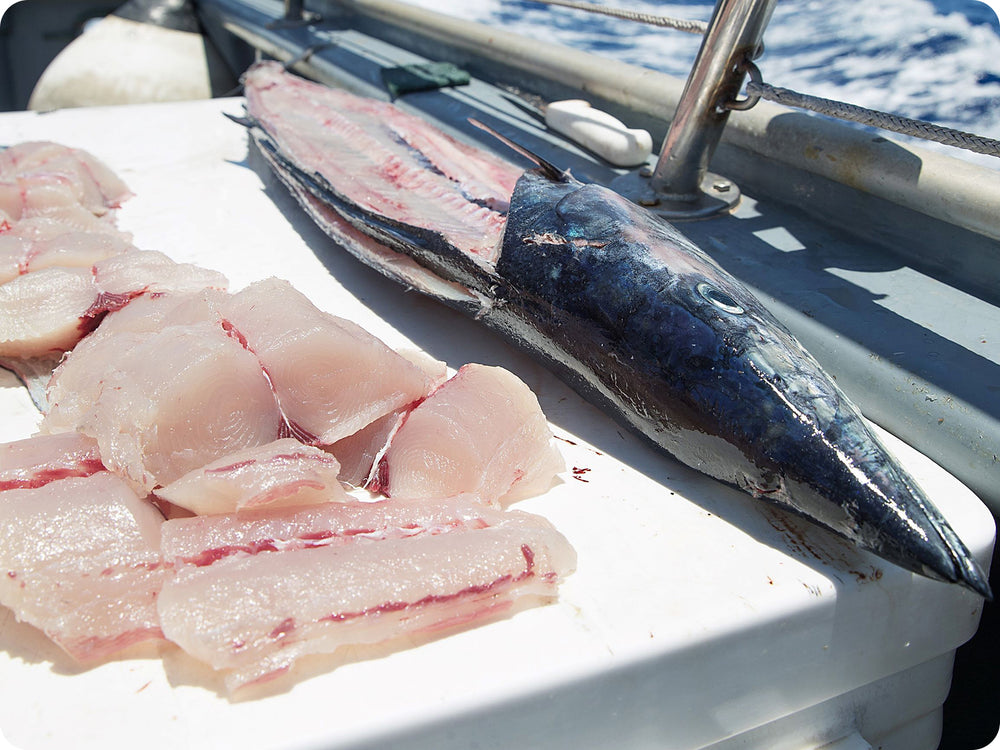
[240,62,990,598]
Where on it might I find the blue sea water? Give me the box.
[407,0,1000,168]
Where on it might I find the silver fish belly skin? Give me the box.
[240,66,989,598]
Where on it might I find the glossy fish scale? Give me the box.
[496,171,989,596]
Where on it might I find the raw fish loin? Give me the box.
[42,290,230,433]
[0,212,135,284]
[0,141,131,221]
[0,431,103,490]
[240,61,990,598]
[0,469,168,661]
[0,248,228,360]
[158,498,576,690]
[219,277,436,444]
[45,319,285,492]
[156,438,350,515]
[0,265,98,357]
[374,363,565,505]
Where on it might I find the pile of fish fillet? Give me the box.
[0,141,575,693]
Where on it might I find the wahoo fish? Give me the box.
[238,62,991,598]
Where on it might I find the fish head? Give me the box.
[499,172,991,597]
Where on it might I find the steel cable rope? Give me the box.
[745,82,1000,158]
[526,0,708,34]
[727,62,1000,158]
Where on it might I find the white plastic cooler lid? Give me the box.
[0,98,993,750]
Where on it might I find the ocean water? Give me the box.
[404,0,1000,169]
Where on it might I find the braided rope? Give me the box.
[746,80,1000,158]
[526,0,708,34]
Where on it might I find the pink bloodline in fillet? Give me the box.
[277,419,320,444]
[84,288,147,318]
[185,539,282,567]
[204,458,258,474]
[206,453,338,475]
[219,318,249,349]
[76,288,149,339]
[182,527,388,567]
[64,625,165,661]
[219,317,321,445]
[0,459,106,491]
[182,516,497,567]
[319,544,538,624]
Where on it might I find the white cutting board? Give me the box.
[0,98,992,750]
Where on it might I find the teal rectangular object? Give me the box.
[380,61,471,98]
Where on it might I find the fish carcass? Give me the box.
[239,61,990,598]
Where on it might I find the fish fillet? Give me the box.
[374,363,565,505]
[155,438,349,515]
[0,249,227,359]
[51,320,284,492]
[158,497,575,690]
[0,431,103,491]
[0,212,134,284]
[219,277,436,444]
[0,141,131,219]
[0,470,167,661]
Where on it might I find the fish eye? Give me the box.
[697,282,745,314]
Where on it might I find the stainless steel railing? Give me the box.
[644,0,775,218]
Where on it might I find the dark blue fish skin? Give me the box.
[493,171,990,597]
[239,88,991,598]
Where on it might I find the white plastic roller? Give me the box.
[544,99,653,167]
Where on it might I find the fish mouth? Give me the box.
[774,468,993,599]
[933,549,993,600]
[907,491,993,600]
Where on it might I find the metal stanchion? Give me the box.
[613,0,777,219]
